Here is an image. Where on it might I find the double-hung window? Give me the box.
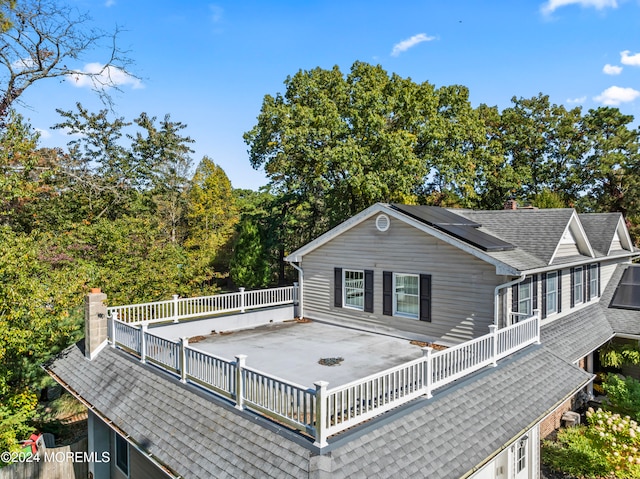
[393,273,419,319]
[343,270,364,310]
[546,272,558,316]
[516,437,527,473]
[590,264,598,300]
[573,267,583,305]
[518,280,532,317]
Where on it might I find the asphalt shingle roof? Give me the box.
[579,213,621,257]
[46,339,591,479]
[541,304,615,363]
[602,263,640,335]
[456,208,575,266]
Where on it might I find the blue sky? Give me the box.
[15,0,640,190]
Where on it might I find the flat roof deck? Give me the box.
[189,320,426,388]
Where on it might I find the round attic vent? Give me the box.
[375,214,390,232]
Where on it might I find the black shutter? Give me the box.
[533,274,538,311]
[558,270,562,313]
[334,268,342,308]
[512,284,519,313]
[570,267,575,308]
[541,273,547,319]
[598,263,601,296]
[383,271,393,316]
[419,274,432,322]
[364,270,374,313]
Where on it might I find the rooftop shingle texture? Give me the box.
[46,344,312,479]
[327,346,591,479]
[579,213,621,257]
[602,264,640,335]
[47,340,591,479]
[456,209,575,266]
[541,304,615,363]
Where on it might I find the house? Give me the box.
[45,202,639,479]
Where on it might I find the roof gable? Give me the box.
[285,203,520,275]
[578,212,633,256]
[549,210,595,264]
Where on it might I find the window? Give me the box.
[115,433,129,476]
[393,274,419,319]
[516,437,527,473]
[343,270,364,310]
[573,267,583,305]
[546,272,558,316]
[590,264,598,300]
[518,281,532,317]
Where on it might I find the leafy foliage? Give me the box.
[542,408,640,478]
[603,374,640,422]
[600,342,640,368]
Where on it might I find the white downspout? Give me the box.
[290,262,304,319]
[494,273,526,327]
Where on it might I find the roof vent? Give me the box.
[375,214,390,232]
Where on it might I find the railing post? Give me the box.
[172,294,180,323]
[180,337,189,383]
[235,354,247,410]
[422,347,433,399]
[239,287,246,313]
[110,312,118,348]
[489,325,498,366]
[313,381,329,448]
[140,324,147,363]
[534,309,541,344]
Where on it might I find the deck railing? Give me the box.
[107,285,297,324]
[109,310,540,448]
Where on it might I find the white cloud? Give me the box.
[566,96,587,103]
[11,57,36,70]
[594,86,640,105]
[540,0,617,15]
[66,62,143,90]
[209,4,223,23]
[603,64,623,75]
[391,33,435,57]
[621,50,640,66]
[34,128,51,139]
[105,0,116,6]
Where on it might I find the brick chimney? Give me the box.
[85,288,108,360]
[504,199,517,210]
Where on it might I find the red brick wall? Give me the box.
[540,397,574,438]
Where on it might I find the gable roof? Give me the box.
[46,339,591,479]
[287,203,635,275]
[579,213,634,257]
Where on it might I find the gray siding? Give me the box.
[110,433,168,479]
[301,215,507,343]
[555,242,581,259]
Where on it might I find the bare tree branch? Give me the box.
[0,0,138,122]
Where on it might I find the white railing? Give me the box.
[109,311,540,448]
[108,285,297,324]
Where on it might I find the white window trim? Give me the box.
[589,264,598,300]
[518,280,532,317]
[516,436,527,473]
[574,266,583,305]
[115,432,130,477]
[393,273,419,320]
[546,272,558,316]
[343,269,364,311]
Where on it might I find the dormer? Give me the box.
[609,216,634,254]
[550,212,594,264]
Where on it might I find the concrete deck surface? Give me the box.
[190,320,425,388]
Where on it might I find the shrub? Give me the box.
[603,374,640,422]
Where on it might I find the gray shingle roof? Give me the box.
[46,340,591,479]
[326,346,591,479]
[541,304,615,363]
[579,213,621,257]
[46,344,313,479]
[456,209,575,266]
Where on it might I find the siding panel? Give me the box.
[301,216,506,343]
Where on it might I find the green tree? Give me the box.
[229,219,273,288]
[130,113,194,243]
[185,157,239,281]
